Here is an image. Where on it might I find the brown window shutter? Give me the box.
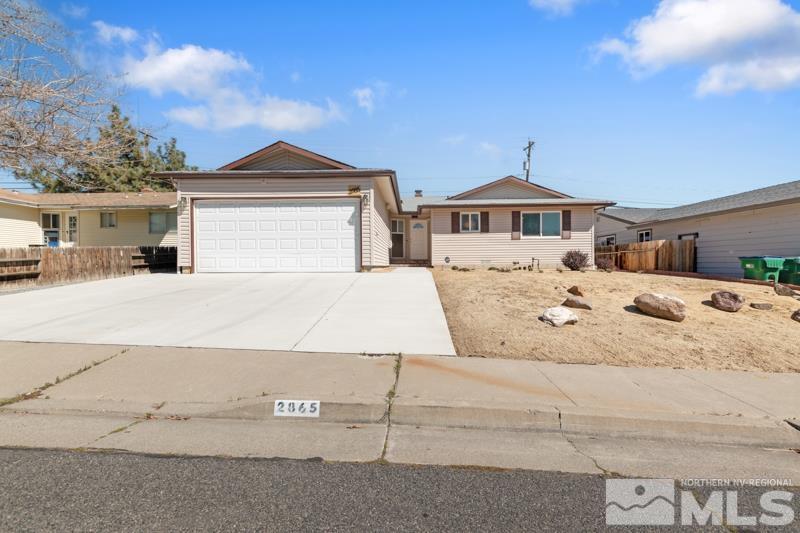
[511,211,520,240]
[480,212,489,233]
[562,210,572,239]
[451,212,460,233]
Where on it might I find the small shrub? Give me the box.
[451,265,459,271]
[488,266,498,271]
[595,256,614,271]
[561,249,589,271]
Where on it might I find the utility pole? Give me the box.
[523,138,535,182]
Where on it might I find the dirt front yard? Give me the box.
[432,268,800,372]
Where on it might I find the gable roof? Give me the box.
[629,179,800,228]
[448,175,571,200]
[0,189,176,209]
[400,195,447,212]
[598,207,660,224]
[218,140,355,171]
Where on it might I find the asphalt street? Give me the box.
[0,448,791,532]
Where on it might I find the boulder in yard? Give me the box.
[567,285,585,297]
[711,290,745,312]
[774,283,797,297]
[633,293,687,322]
[540,306,579,327]
[792,310,800,323]
[750,302,773,311]
[562,295,592,310]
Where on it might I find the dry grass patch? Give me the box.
[432,268,800,372]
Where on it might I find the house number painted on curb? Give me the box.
[274,400,320,418]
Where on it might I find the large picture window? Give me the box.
[460,212,480,232]
[522,211,561,237]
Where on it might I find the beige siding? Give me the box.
[0,203,42,247]
[78,209,177,247]
[595,214,639,244]
[236,151,337,170]
[371,185,391,266]
[646,202,800,277]
[460,181,561,200]
[431,206,595,267]
[176,177,379,269]
[177,195,190,266]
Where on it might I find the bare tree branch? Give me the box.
[0,0,124,190]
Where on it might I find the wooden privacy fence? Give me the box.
[596,239,696,272]
[0,246,177,289]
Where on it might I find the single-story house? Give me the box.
[148,141,613,273]
[596,180,800,277]
[595,207,659,245]
[0,189,177,248]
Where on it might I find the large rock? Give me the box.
[562,295,592,310]
[540,306,579,327]
[634,293,687,322]
[711,290,745,312]
[792,310,800,323]
[750,303,773,311]
[567,285,585,297]
[775,283,796,297]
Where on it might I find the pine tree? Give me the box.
[15,106,196,192]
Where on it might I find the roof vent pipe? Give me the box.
[414,189,423,197]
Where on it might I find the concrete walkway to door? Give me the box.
[0,269,456,356]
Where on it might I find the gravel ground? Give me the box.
[433,268,800,372]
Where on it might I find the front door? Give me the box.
[410,220,429,260]
[67,214,78,245]
[390,219,405,258]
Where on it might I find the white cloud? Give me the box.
[352,86,375,113]
[60,3,88,19]
[442,134,467,146]
[529,0,582,16]
[123,44,342,132]
[352,81,391,114]
[595,0,800,95]
[477,141,503,158]
[92,20,139,44]
[123,44,251,97]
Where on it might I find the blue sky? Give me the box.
[19,0,800,206]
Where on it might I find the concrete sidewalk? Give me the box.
[1,342,798,477]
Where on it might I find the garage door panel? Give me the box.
[195,199,359,273]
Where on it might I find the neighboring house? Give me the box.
[0,189,177,248]
[151,141,613,273]
[602,180,800,277]
[595,207,660,245]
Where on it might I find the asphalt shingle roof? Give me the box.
[598,207,660,224]
[631,179,800,226]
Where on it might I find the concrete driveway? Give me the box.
[0,269,456,356]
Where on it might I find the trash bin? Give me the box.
[779,257,800,285]
[738,256,785,282]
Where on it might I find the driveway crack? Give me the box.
[289,275,361,351]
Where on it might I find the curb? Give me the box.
[4,399,798,448]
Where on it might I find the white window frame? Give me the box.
[521,211,562,239]
[637,229,652,243]
[598,234,616,246]
[459,212,480,233]
[149,211,177,234]
[390,219,405,234]
[100,211,117,229]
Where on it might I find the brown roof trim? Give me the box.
[154,169,393,178]
[218,140,355,170]
[416,200,614,212]
[448,175,572,200]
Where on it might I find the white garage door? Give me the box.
[195,199,360,273]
